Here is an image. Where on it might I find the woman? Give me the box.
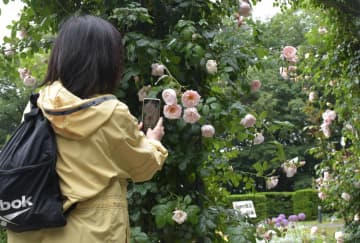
[8,15,168,243]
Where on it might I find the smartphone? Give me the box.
[142,98,161,133]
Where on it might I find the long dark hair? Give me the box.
[43,15,123,98]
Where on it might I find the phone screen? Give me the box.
[142,98,161,132]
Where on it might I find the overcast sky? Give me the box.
[0,1,281,44]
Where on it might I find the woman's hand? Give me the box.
[138,122,143,131]
[146,117,165,141]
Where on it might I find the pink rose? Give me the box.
[288,66,297,72]
[308,91,316,102]
[280,67,289,80]
[206,60,217,74]
[318,27,328,34]
[323,171,331,181]
[282,46,297,61]
[311,226,318,235]
[16,30,27,39]
[18,68,30,79]
[163,104,182,119]
[23,75,37,87]
[253,133,264,145]
[162,88,177,105]
[250,80,261,92]
[181,90,201,108]
[288,56,298,64]
[238,1,251,17]
[318,192,326,200]
[172,209,187,224]
[320,123,331,138]
[284,165,297,177]
[183,107,201,124]
[4,44,15,56]
[322,109,336,123]
[201,125,215,138]
[151,63,165,76]
[341,192,351,201]
[240,114,256,128]
[266,176,279,190]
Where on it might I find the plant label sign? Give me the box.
[232,200,257,218]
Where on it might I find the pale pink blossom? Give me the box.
[354,214,359,221]
[309,91,316,102]
[23,75,37,87]
[137,85,151,102]
[163,104,182,120]
[264,230,276,241]
[322,109,336,124]
[284,166,297,177]
[318,27,328,34]
[341,192,351,201]
[253,133,264,145]
[288,66,297,72]
[282,46,297,61]
[172,209,187,224]
[183,107,201,124]
[266,176,279,190]
[288,56,298,64]
[181,90,201,108]
[4,48,14,56]
[310,226,318,235]
[201,125,215,138]
[162,88,177,105]
[320,123,331,138]
[280,67,289,80]
[323,171,331,181]
[16,30,27,39]
[318,192,326,200]
[315,177,323,185]
[151,63,165,76]
[250,80,261,92]
[238,1,251,17]
[206,60,217,74]
[18,68,30,79]
[335,231,344,243]
[240,114,256,128]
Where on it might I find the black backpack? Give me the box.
[0,93,115,232]
[0,93,64,232]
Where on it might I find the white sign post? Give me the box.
[232,200,257,218]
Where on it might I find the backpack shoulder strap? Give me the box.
[43,95,117,116]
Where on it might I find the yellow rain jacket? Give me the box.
[8,81,168,243]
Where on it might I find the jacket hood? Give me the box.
[37,81,118,139]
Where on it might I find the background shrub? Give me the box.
[293,189,320,220]
[261,192,294,218]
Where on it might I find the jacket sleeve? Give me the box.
[105,103,168,182]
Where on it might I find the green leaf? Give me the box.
[184,195,192,205]
[186,205,200,224]
[151,204,171,228]
[136,39,150,47]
